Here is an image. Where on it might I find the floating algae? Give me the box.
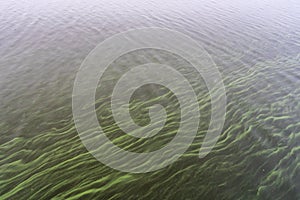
[1,54,300,199]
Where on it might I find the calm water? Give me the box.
[1,0,300,199]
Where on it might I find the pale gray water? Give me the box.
[0,0,300,199]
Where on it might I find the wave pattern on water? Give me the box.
[1,54,300,199]
[0,0,300,199]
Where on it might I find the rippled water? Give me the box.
[1,0,300,199]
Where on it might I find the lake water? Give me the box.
[0,0,300,199]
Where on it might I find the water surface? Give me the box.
[0,0,300,199]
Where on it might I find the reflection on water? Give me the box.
[0,0,299,199]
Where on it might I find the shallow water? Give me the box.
[0,0,300,199]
